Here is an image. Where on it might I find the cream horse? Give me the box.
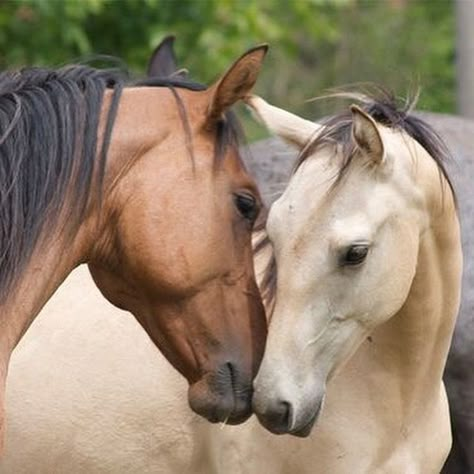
[1,92,462,473]
[249,94,462,472]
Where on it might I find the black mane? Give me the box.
[296,87,455,198]
[0,64,240,300]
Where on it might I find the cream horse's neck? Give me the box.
[374,152,460,412]
[328,158,462,471]
[372,208,460,408]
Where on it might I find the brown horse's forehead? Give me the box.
[124,87,260,197]
[223,150,260,194]
[112,86,206,129]
[172,87,209,121]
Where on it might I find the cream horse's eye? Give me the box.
[341,244,369,266]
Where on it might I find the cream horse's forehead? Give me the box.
[268,126,424,249]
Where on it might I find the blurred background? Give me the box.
[1,0,472,139]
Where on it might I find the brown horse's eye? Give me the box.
[234,193,258,223]
[341,244,369,266]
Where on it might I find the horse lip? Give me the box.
[187,364,253,425]
[224,407,252,425]
[288,401,322,437]
[223,363,253,424]
[197,391,252,426]
[289,415,316,437]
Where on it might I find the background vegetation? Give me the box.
[0,0,455,137]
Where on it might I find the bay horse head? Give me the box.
[87,48,269,425]
[0,46,268,440]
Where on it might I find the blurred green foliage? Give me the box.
[0,0,455,138]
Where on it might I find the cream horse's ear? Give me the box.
[350,104,385,164]
[245,95,322,149]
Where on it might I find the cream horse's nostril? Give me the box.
[281,400,295,431]
[254,397,294,434]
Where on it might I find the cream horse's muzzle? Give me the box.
[252,385,325,437]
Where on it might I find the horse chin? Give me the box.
[289,393,325,437]
[224,409,253,425]
[289,399,323,437]
[187,368,253,425]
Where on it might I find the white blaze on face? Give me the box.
[248,97,428,435]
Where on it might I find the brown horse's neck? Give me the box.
[0,219,91,451]
[0,87,168,447]
[0,225,90,356]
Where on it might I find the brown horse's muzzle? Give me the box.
[187,361,253,424]
[89,261,267,426]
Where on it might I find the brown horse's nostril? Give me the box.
[225,361,239,395]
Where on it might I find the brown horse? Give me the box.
[0,45,268,449]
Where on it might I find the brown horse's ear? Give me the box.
[147,35,181,78]
[350,104,385,164]
[206,45,269,124]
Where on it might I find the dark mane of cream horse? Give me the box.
[0,45,269,450]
